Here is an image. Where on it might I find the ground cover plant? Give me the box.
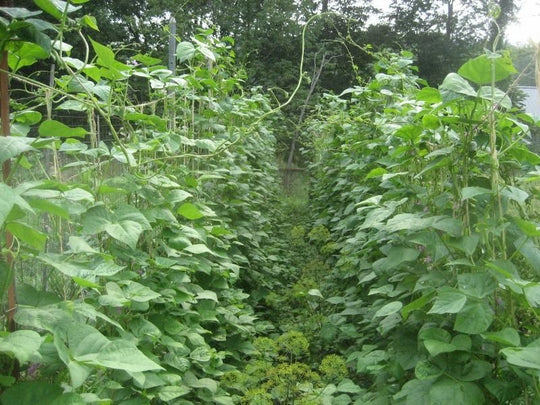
[0,1,539,404]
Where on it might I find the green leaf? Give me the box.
[374,301,402,318]
[516,239,540,275]
[429,378,484,404]
[75,339,164,372]
[34,0,81,20]
[81,204,150,249]
[373,246,419,272]
[178,203,204,220]
[121,280,161,302]
[0,184,29,228]
[454,301,493,334]
[477,86,512,109]
[501,186,529,204]
[386,213,433,233]
[431,216,462,237]
[365,167,387,179]
[0,7,42,19]
[501,346,540,370]
[39,254,123,280]
[196,43,216,62]
[415,360,444,380]
[196,290,218,302]
[447,234,480,256]
[336,379,362,394]
[439,73,477,102]
[308,289,324,298]
[482,328,520,347]
[28,198,69,219]
[0,381,63,404]
[423,339,458,357]
[0,330,42,364]
[176,41,196,62]
[459,360,492,381]
[168,189,193,204]
[190,347,211,362]
[416,87,442,103]
[129,318,162,340]
[394,379,431,404]
[0,137,36,164]
[14,110,42,125]
[79,14,98,31]
[428,287,467,314]
[158,385,191,401]
[188,377,218,393]
[17,283,61,306]
[419,327,451,343]
[184,243,213,255]
[6,221,47,250]
[458,272,497,298]
[458,53,517,85]
[513,217,540,237]
[524,283,540,307]
[125,112,167,131]
[401,291,435,320]
[8,41,49,71]
[461,186,491,200]
[89,37,116,68]
[38,119,87,138]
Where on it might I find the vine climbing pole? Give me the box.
[0,0,17,339]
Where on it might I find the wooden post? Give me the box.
[0,0,17,335]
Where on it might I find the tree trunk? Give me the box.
[321,0,328,12]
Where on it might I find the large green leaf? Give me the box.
[0,330,42,364]
[374,301,402,318]
[81,204,151,249]
[423,339,458,357]
[0,137,36,164]
[89,37,116,68]
[481,328,520,347]
[178,203,204,220]
[0,8,43,19]
[439,73,477,102]
[75,340,164,372]
[34,0,81,20]
[0,184,33,228]
[415,360,444,380]
[457,272,497,298]
[501,345,540,370]
[38,119,87,138]
[0,381,63,405]
[458,53,517,85]
[429,378,484,404]
[176,41,196,62]
[428,287,467,314]
[454,301,493,334]
[373,246,419,272]
[477,86,511,109]
[6,221,47,250]
[524,283,540,307]
[39,253,123,280]
[121,280,161,302]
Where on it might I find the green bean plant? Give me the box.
[306,48,540,404]
[0,1,282,403]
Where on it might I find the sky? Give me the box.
[369,0,540,46]
[506,0,540,45]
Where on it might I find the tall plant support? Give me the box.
[0,0,16,336]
